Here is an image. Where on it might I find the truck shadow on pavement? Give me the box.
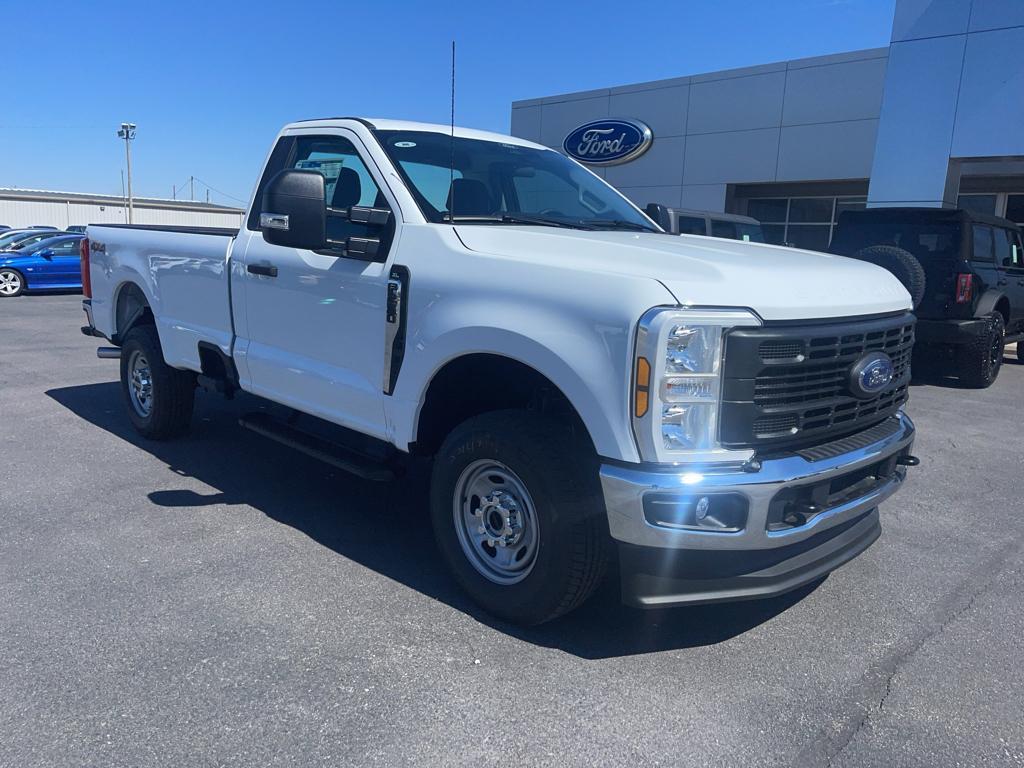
[47,381,820,659]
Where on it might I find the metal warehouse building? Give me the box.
[0,188,244,231]
[511,0,1024,250]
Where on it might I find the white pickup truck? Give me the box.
[80,118,919,624]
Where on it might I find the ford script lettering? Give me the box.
[849,352,896,399]
[563,119,652,166]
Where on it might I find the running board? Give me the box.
[238,413,396,482]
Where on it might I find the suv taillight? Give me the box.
[80,237,92,298]
[955,273,974,304]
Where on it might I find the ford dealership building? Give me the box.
[510,0,1024,250]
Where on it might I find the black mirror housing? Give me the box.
[261,169,327,250]
[645,203,672,231]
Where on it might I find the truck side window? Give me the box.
[290,136,388,247]
[993,227,1012,268]
[247,136,296,231]
[677,216,707,235]
[972,225,995,263]
[1012,234,1024,269]
[711,220,737,240]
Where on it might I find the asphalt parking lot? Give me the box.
[2,293,1022,767]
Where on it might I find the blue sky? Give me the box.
[1,0,896,205]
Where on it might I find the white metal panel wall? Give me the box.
[0,198,242,229]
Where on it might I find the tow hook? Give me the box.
[96,347,121,359]
[896,455,921,467]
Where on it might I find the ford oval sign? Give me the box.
[563,119,653,166]
[849,352,895,399]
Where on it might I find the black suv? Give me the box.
[830,208,1024,388]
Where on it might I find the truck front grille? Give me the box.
[719,313,915,451]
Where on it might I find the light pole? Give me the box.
[117,122,137,224]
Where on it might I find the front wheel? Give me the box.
[430,411,609,625]
[0,268,25,297]
[119,324,196,439]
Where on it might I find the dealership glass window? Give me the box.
[1005,195,1024,225]
[958,194,998,216]
[744,195,866,248]
[954,192,1024,225]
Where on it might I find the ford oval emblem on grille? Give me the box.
[563,118,653,166]
[849,352,895,399]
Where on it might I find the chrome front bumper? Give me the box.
[600,412,916,607]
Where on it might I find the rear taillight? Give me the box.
[80,237,92,298]
[955,273,973,304]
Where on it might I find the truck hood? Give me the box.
[454,226,912,321]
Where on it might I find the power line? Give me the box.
[190,177,248,205]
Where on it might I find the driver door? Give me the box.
[239,130,396,441]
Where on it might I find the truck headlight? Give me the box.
[632,307,761,463]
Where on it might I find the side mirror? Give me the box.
[260,169,327,250]
[644,202,672,231]
[38,249,54,259]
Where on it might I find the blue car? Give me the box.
[0,234,85,297]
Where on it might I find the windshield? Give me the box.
[0,231,32,249]
[375,130,659,232]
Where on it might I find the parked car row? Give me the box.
[0,226,85,296]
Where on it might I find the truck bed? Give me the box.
[86,224,238,372]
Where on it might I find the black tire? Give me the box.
[959,312,1005,388]
[1017,340,1024,365]
[0,268,25,297]
[430,410,609,625]
[850,245,927,309]
[119,324,196,439]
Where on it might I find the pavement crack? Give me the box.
[793,539,1023,768]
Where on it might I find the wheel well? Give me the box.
[995,298,1010,326]
[413,354,593,456]
[115,282,154,340]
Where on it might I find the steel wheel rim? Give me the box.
[0,271,21,295]
[453,459,539,585]
[127,349,154,417]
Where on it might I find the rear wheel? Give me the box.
[430,410,609,625]
[959,312,1005,388]
[119,324,196,439]
[0,268,25,297]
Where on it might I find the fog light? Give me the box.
[643,492,748,532]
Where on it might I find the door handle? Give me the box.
[247,263,278,278]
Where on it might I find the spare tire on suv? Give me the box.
[848,245,927,309]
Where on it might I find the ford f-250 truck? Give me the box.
[80,118,919,625]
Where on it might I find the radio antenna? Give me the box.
[448,40,456,222]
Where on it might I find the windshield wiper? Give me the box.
[447,214,595,230]
[585,219,659,233]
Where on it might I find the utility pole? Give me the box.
[190,176,194,201]
[206,189,210,204]
[172,185,176,200]
[117,122,137,224]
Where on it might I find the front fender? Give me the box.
[387,292,670,462]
